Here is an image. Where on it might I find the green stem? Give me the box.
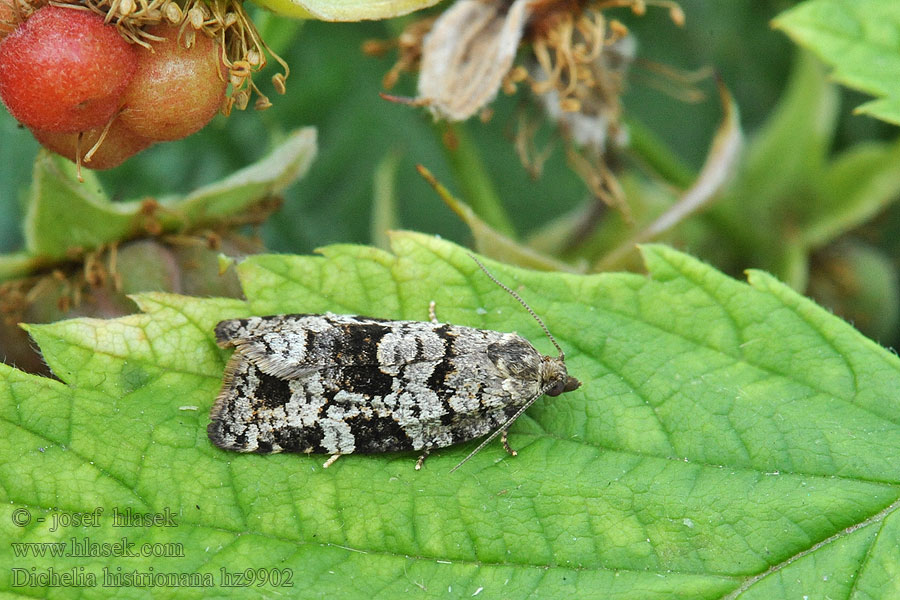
[370,150,401,251]
[435,122,517,238]
[625,116,695,189]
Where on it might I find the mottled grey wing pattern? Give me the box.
[208,314,547,456]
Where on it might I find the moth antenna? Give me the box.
[469,254,564,360]
[449,379,558,473]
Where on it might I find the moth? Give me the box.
[208,257,580,471]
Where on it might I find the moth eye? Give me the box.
[546,380,566,397]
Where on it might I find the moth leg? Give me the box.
[322,454,341,468]
[501,430,518,457]
[428,301,439,325]
[415,450,430,470]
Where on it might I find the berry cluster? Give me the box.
[0,1,239,169]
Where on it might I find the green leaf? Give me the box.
[806,138,900,247]
[700,51,843,290]
[24,154,135,259]
[4,128,317,278]
[156,128,318,227]
[711,52,838,258]
[3,234,899,598]
[250,0,441,21]
[773,0,900,124]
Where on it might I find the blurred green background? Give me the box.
[1,0,898,346]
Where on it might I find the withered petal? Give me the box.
[417,0,530,121]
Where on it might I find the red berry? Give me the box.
[32,120,153,170]
[119,24,226,141]
[0,5,137,132]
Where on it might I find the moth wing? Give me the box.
[208,352,252,436]
[215,314,450,380]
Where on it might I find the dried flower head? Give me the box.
[526,14,636,153]
[375,0,683,213]
[524,28,636,212]
[406,0,682,122]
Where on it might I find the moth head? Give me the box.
[449,255,583,474]
[450,351,580,474]
[541,355,581,397]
